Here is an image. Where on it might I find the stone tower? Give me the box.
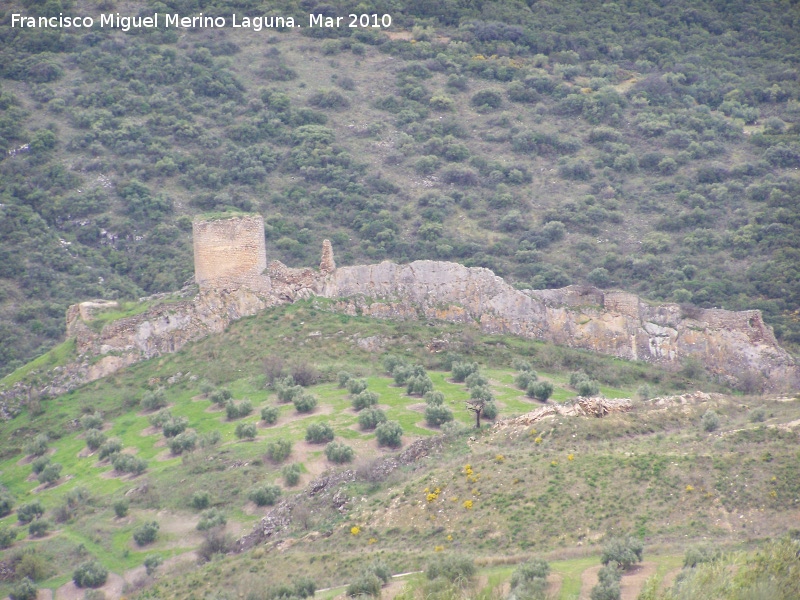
[192,214,269,291]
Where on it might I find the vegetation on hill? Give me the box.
[1,0,800,376]
[0,303,797,598]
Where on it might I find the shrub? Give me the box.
[226,399,253,420]
[197,527,231,562]
[346,573,382,597]
[0,526,17,548]
[353,390,379,411]
[511,558,550,588]
[25,433,49,457]
[266,439,292,463]
[482,401,499,420]
[9,578,37,600]
[17,500,44,524]
[111,453,148,475]
[113,499,129,518]
[14,552,49,582]
[749,406,767,423]
[293,392,318,413]
[358,407,387,430]
[382,354,407,374]
[28,519,50,537]
[425,404,454,427]
[209,388,232,405]
[527,381,554,402]
[392,365,412,385]
[276,377,303,403]
[515,371,537,389]
[570,372,600,396]
[470,385,494,403]
[293,576,317,598]
[80,412,103,430]
[168,431,198,454]
[140,388,167,411]
[375,421,403,448]
[197,508,227,531]
[471,89,503,110]
[162,416,188,437]
[249,484,281,507]
[424,391,445,406]
[683,546,720,568]
[98,437,122,460]
[465,372,488,389]
[148,409,173,428]
[190,491,210,510]
[325,441,355,463]
[346,378,368,395]
[702,410,720,432]
[426,555,475,582]
[451,362,479,382]
[407,375,433,396]
[305,422,334,443]
[144,554,164,576]
[133,521,159,546]
[38,463,62,485]
[338,371,353,387]
[73,560,108,588]
[261,406,279,424]
[199,430,221,448]
[85,429,107,451]
[0,486,13,517]
[600,537,643,570]
[232,422,256,440]
[282,463,301,486]
[31,455,50,475]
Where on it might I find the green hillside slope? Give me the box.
[1,0,800,376]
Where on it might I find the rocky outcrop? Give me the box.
[2,240,797,413]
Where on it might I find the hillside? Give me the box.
[0,303,798,599]
[2,0,800,376]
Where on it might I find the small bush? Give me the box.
[527,381,554,402]
[199,430,221,448]
[600,537,643,569]
[353,390,379,411]
[25,433,49,457]
[38,462,62,485]
[197,527,230,562]
[511,558,550,588]
[226,399,253,420]
[9,578,37,600]
[190,491,210,510]
[31,455,50,475]
[249,484,281,507]
[392,365,412,386]
[702,410,720,432]
[266,439,292,463]
[325,441,355,463]
[162,416,189,437]
[749,406,767,423]
[424,391,445,406]
[465,372,488,389]
[168,431,198,454]
[358,407,387,430]
[98,437,122,460]
[133,521,159,546]
[293,392,318,413]
[209,388,232,405]
[407,375,434,396]
[338,371,353,387]
[235,422,258,440]
[346,574,382,597]
[346,378,368,395]
[80,412,104,430]
[197,508,227,531]
[590,562,622,600]
[0,526,17,548]
[261,406,279,424]
[451,362,479,382]
[148,409,173,428]
[570,372,599,396]
[28,519,50,537]
[17,500,44,524]
[73,560,108,588]
[113,499,129,518]
[293,576,317,598]
[515,371,537,389]
[426,555,475,582]
[471,89,503,110]
[276,377,303,403]
[144,554,164,576]
[14,552,49,582]
[305,422,334,443]
[282,463,301,486]
[375,420,403,448]
[482,401,499,420]
[111,453,148,475]
[683,546,719,568]
[85,429,107,451]
[140,388,167,411]
[425,404,454,427]
[0,486,13,517]
[383,355,407,374]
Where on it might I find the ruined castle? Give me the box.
[6,213,798,404]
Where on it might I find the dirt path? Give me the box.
[546,572,563,599]
[579,565,601,600]
[659,567,682,593]
[621,562,658,600]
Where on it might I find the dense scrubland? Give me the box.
[1,0,800,376]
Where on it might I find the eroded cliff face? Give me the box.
[2,246,796,412]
